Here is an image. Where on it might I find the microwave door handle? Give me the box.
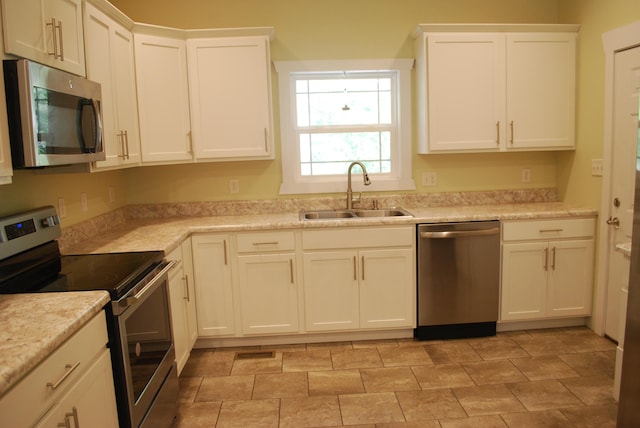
[76,98,90,152]
[92,99,104,153]
[76,98,103,153]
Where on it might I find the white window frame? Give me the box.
[275,59,415,195]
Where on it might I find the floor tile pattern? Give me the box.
[172,327,618,427]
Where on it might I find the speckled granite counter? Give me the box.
[63,202,597,255]
[0,291,110,397]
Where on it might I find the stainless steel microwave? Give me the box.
[3,59,105,168]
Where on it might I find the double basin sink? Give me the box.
[300,207,413,220]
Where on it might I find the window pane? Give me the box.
[298,131,392,176]
[296,80,308,93]
[296,94,309,127]
[300,134,310,162]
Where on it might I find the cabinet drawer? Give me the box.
[236,231,295,253]
[502,218,596,242]
[0,312,109,428]
[303,227,414,250]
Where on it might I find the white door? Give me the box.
[604,46,640,340]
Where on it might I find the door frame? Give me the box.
[594,21,640,336]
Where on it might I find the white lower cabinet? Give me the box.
[0,312,118,428]
[189,226,416,340]
[501,218,596,321]
[34,351,117,428]
[192,234,235,337]
[167,238,197,375]
[236,230,299,335]
[302,227,415,332]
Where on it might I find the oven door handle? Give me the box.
[122,261,176,309]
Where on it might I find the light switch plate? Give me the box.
[422,172,437,187]
[592,159,603,176]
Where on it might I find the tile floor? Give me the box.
[172,327,619,427]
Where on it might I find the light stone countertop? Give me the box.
[0,291,110,397]
[64,202,598,255]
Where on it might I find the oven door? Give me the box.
[113,261,177,428]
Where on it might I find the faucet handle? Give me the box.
[372,199,379,210]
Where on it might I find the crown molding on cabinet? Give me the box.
[412,23,581,38]
[133,23,275,40]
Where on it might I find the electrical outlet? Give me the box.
[421,172,437,187]
[521,168,531,183]
[109,187,116,204]
[80,192,88,212]
[592,159,603,177]
[58,198,67,218]
[229,179,240,194]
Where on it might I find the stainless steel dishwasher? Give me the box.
[415,221,500,340]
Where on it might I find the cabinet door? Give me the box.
[34,351,118,428]
[84,4,140,169]
[360,249,415,329]
[84,4,119,168]
[303,251,359,331]
[237,254,299,334]
[1,0,85,75]
[547,239,595,317]
[506,33,576,149]
[501,242,548,321]
[425,33,505,152]
[111,22,141,166]
[187,36,273,160]
[192,235,235,336]
[168,260,190,374]
[135,34,193,163]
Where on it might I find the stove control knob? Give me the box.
[41,215,60,228]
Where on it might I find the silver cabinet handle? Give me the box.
[289,259,294,284]
[183,274,190,302]
[117,132,127,159]
[124,130,130,160]
[57,19,65,61]
[46,18,61,59]
[509,120,514,145]
[420,228,500,239]
[496,121,500,146]
[539,229,564,233]
[66,407,79,428]
[264,128,268,152]
[353,256,357,281]
[361,256,365,281]
[223,240,228,265]
[47,361,80,390]
[187,131,193,154]
[253,241,279,246]
[551,247,556,270]
[544,247,549,271]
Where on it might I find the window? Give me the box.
[275,59,415,195]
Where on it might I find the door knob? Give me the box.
[607,217,620,228]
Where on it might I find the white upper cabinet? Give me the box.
[84,3,140,170]
[506,33,576,150]
[134,31,193,164]
[414,24,579,154]
[187,35,274,161]
[1,0,86,75]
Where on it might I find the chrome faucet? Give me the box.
[346,161,371,209]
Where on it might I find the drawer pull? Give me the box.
[539,229,564,233]
[253,241,279,246]
[47,361,80,390]
[223,240,228,265]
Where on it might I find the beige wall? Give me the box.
[1,0,637,224]
[119,0,560,205]
[557,0,640,208]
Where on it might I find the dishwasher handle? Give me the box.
[420,227,500,239]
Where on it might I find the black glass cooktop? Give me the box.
[0,242,164,299]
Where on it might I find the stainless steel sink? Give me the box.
[300,207,412,220]
[300,210,356,220]
[354,208,412,217]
